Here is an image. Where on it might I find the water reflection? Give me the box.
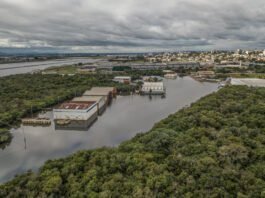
[148,94,166,101]
[0,77,218,183]
[55,120,97,131]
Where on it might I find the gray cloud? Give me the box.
[0,0,265,52]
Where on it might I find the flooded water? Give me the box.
[0,58,101,77]
[0,77,218,183]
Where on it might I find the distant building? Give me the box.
[163,70,174,73]
[196,71,215,78]
[78,66,96,73]
[235,49,243,55]
[141,82,165,95]
[228,78,265,87]
[215,62,246,69]
[42,71,58,75]
[147,57,157,63]
[113,76,131,84]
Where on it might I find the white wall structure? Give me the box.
[229,78,265,87]
[141,82,165,94]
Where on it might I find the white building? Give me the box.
[113,76,131,84]
[53,101,98,121]
[141,82,165,95]
[78,66,96,73]
[229,78,265,87]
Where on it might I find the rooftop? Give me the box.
[83,87,116,96]
[114,76,131,79]
[72,96,104,103]
[230,78,265,87]
[56,102,96,110]
[143,82,164,86]
[91,87,115,92]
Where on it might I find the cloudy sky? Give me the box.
[0,0,264,53]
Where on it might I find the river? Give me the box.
[0,58,102,77]
[0,77,218,183]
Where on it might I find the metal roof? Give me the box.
[72,96,104,103]
[142,82,164,87]
[56,102,96,110]
[114,76,131,79]
[230,78,265,87]
[83,87,115,96]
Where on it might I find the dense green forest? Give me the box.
[1,86,264,197]
[0,73,134,148]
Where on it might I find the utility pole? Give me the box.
[31,105,33,118]
[22,126,27,150]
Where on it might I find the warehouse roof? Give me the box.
[90,87,115,92]
[114,76,131,79]
[56,102,96,110]
[72,96,104,103]
[83,87,115,96]
[142,82,164,87]
[230,78,265,87]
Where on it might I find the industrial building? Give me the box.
[72,96,107,115]
[53,87,118,129]
[141,82,165,95]
[228,78,265,87]
[113,76,131,84]
[77,66,97,73]
[53,101,98,128]
[83,87,117,104]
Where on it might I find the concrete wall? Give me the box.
[55,111,98,130]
